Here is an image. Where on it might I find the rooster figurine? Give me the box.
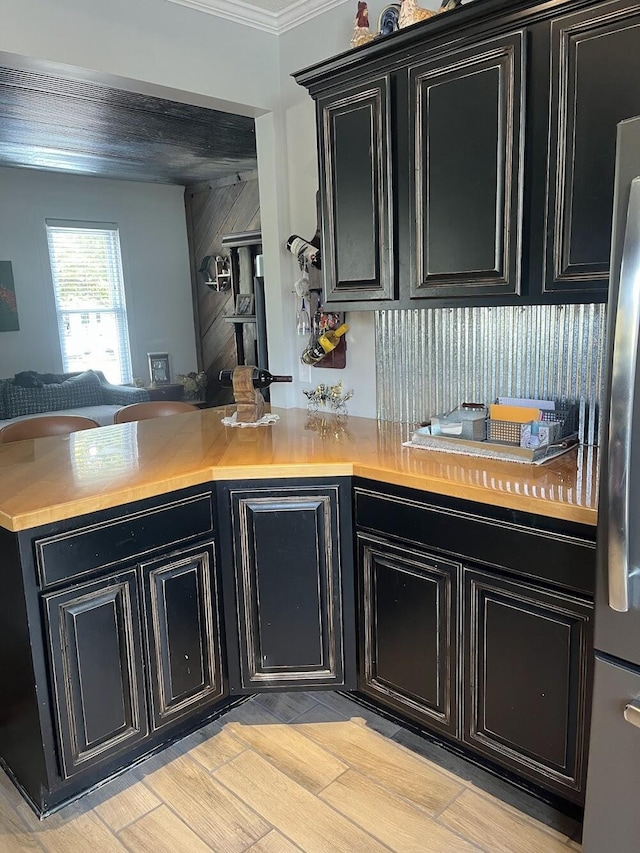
[350,2,375,49]
[399,0,461,29]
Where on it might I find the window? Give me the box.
[46,221,132,384]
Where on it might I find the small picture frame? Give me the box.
[235,293,254,316]
[148,352,170,385]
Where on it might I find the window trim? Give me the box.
[45,219,133,384]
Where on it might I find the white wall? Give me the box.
[0,0,279,115]
[0,168,197,382]
[0,0,432,417]
[258,2,390,418]
[268,2,441,416]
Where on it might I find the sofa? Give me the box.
[0,370,150,429]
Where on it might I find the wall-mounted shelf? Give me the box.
[224,315,257,324]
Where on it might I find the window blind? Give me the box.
[46,221,132,384]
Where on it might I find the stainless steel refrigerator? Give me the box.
[583,114,640,851]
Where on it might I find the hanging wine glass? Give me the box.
[297,297,311,336]
[294,267,310,299]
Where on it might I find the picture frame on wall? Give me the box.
[148,352,171,385]
[0,261,19,332]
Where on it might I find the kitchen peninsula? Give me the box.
[0,408,596,816]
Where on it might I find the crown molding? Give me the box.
[164,0,348,35]
[276,0,349,33]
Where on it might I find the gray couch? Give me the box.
[0,370,149,428]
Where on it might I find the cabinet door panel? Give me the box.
[142,545,225,731]
[410,31,525,298]
[358,535,460,737]
[546,1,640,293]
[221,482,354,692]
[320,77,394,302]
[44,570,147,779]
[36,492,214,588]
[464,568,592,801]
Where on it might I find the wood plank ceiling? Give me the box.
[0,65,258,184]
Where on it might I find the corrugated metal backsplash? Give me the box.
[375,304,606,446]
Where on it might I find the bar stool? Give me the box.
[0,415,100,443]
[113,401,198,424]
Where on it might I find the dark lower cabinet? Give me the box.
[0,486,234,813]
[43,570,148,780]
[353,481,595,804]
[141,545,224,731]
[0,476,596,815]
[43,545,229,782]
[357,534,460,737]
[464,567,593,801]
[218,479,355,693]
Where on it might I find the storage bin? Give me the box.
[487,406,576,446]
[431,405,487,440]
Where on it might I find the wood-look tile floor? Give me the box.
[0,692,583,852]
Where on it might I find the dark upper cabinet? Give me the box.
[409,32,525,299]
[318,76,395,302]
[141,545,225,731]
[43,570,148,780]
[295,0,640,308]
[544,0,640,295]
[357,533,460,737]
[217,479,355,693]
[464,567,593,802]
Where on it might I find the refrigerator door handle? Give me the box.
[624,700,640,729]
[608,176,640,613]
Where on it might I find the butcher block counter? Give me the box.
[0,405,597,815]
[0,406,597,531]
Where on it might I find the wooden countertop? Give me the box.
[0,407,599,532]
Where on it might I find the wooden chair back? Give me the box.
[0,415,100,443]
[113,401,198,424]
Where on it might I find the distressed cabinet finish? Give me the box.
[544,0,640,295]
[357,533,460,738]
[0,486,231,814]
[295,0,640,308]
[464,567,593,799]
[218,479,356,693]
[409,31,525,299]
[353,480,595,803]
[0,469,597,815]
[318,75,395,302]
[141,545,224,731]
[43,570,148,779]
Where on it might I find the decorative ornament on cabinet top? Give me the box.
[399,0,461,29]
[351,2,376,48]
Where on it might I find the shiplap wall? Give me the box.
[185,175,260,407]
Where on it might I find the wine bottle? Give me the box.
[287,234,321,270]
[301,323,348,365]
[219,368,293,389]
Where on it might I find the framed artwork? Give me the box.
[0,261,19,332]
[148,352,171,385]
[235,294,254,316]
